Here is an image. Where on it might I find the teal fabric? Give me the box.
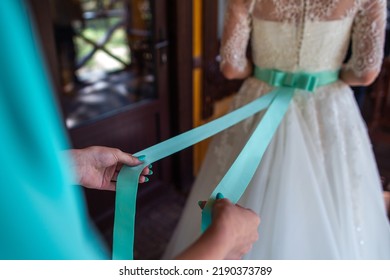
[201,67,340,230]
[114,66,339,259]
[254,66,340,92]
[201,87,294,231]
[113,91,277,259]
[0,0,107,259]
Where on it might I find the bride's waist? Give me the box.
[252,66,340,92]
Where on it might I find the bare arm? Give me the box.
[175,198,260,260]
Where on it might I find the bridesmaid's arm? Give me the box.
[174,199,260,260]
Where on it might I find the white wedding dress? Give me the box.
[164,0,390,259]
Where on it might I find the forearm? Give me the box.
[175,199,260,260]
[174,225,229,260]
[339,66,379,86]
[221,60,253,80]
[60,149,82,185]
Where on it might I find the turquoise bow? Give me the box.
[114,66,339,260]
[254,66,339,92]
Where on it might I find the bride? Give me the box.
[164,0,390,259]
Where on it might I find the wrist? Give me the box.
[67,149,84,185]
[205,220,233,258]
[175,222,231,260]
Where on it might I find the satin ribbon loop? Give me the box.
[268,69,285,87]
[282,72,296,87]
[254,67,338,92]
[292,73,318,91]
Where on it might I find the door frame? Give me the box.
[201,0,243,119]
[167,0,194,191]
[28,0,194,192]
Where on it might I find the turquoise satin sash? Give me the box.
[113,66,339,259]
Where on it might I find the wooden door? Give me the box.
[28,0,179,248]
[202,0,243,118]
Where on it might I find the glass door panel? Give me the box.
[51,0,156,128]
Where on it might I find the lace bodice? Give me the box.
[220,0,387,76]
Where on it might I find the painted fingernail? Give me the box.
[137,155,146,161]
[144,177,149,182]
[149,164,153,169]
[216,193,224,200]
[149,170,154,175]
[198,201,206,209]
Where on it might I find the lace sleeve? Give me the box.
[220,0,255,73]
[346,0,387,77]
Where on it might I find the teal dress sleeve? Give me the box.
[0,0,108,259]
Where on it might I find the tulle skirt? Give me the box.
[163,78,390,259]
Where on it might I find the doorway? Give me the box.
[28,0,195,257]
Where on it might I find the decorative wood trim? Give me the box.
[193,56,202,68]
[167,0,194,191]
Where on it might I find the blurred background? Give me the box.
[26,0,390,259]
